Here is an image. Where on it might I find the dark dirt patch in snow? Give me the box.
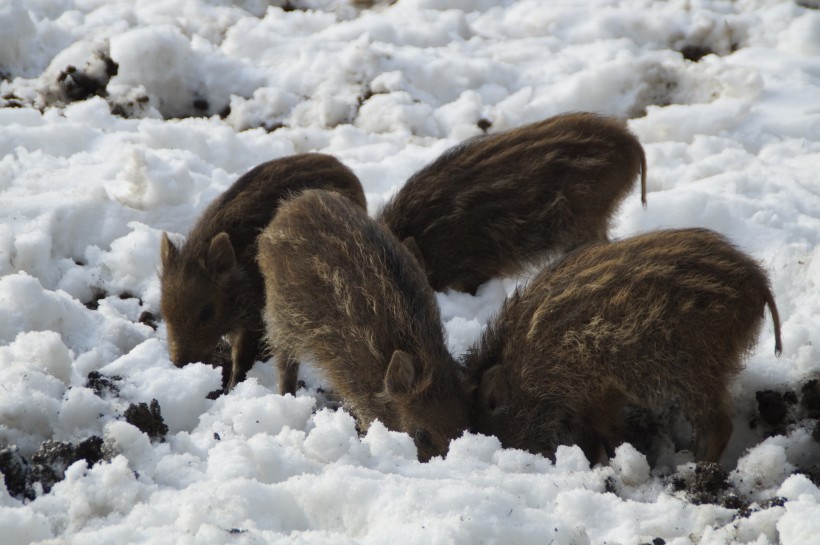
[678,44,716,62]
[124,399,169,441]
[56,59,117,102]
[0,447,33,500]
[668,462,768,509]
[477,118,492,133]
[638,538,667,545]
[50,51,119,105]
[666,461,801,517]
[746,381,820,445]
[109,93,151,118]
[192,96,209,112]
[734,496,788,519]
[0,437,106,500]
[75,436,105,466]
[1,92,25,108]
[138,310,158,330]
[31,438,105,494]
[628,64,684,119]
[83,288,108,311]
[86,371,122,398]
[686,462,730,505]
[749,389,800,439]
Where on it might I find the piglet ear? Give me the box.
[160,232,178,267]
[402,236,426,270]
[207,232,236,273]
[385,350,423,395]
[480,365,509,416]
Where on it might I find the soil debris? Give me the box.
[124,399,169,441]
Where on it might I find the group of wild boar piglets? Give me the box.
[160,112,782,465]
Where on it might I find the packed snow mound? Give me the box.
[1,1,820,544]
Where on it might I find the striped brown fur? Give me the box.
[464,228,782,464]
[378,112,647,294]
[160,154,366,390]
[258,190,468,461]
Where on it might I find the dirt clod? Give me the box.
[0,446,33,500]
[679,45,715,62]
[31,440,78,494]
[57,66,105,102]
[124,399,169,441]
[0,436,107,499]
[687,462,729,505]
[638,538,666,545]
[192,97,209,111]
[55,53,118,103]
[263,122,286,133]
[86,371,122,397]
[84,288,107,311]
[722,493,744,510]
[761,496,787,509]
[138,310,158,330]
[1,91,23,108]
[110,94,151,119]
[75,436,105,467]
[756,390,789,426]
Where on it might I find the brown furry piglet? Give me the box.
[378,112,647,294]
[258,189,469,461]
[160,154,366,391]
[464,228,782,464]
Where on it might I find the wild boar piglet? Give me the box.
[160,154,366,390]
[258,189,470,462]
[378,111,647,294]
[465,228,782,464]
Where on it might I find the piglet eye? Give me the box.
[198,303,215,323]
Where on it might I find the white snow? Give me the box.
[1,0,820,543]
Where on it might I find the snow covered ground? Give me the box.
[1,0,820,543]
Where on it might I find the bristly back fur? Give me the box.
[258,189,469,461]
[159,153,366,388]
[378,112,647,293]
[464,228,782,463]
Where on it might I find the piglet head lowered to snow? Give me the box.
[159,153,366,390]
[380,348,470,461]
[259,189,469,461]
[160,230,251,370]
[464,228,783,465]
